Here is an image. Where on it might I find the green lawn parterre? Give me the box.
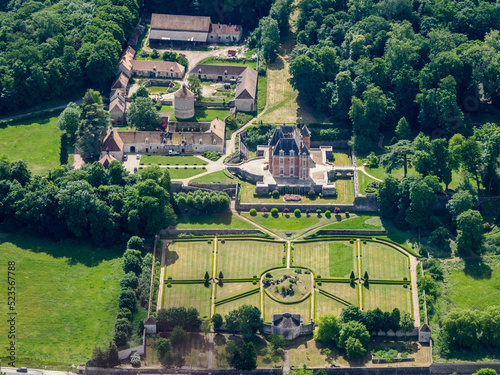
[165,241,213,280]
[0,232,122,368]
[361,241,409,281]
[175,213,255,230]
[140,155,207,165]
[319,282,359,305]
[362,284,412,314]
[138,166,206,179]
[162,283,212,319]
[191,170,234,183]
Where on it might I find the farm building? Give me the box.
[149,14,242,46]
[131,60,185,78]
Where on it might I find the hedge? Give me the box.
[214,288,260,306]
[318,289,351,306]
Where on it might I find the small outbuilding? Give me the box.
[143,316,157,334]
[419,323,432,343]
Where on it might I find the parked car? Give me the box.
[123,154,128,161]
[169,150,179,155]
[136,154,140,160]
[17,368,28,373]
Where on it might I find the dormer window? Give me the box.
[199,139,203,144]
[145,138,149,144]
[290,150,294,157]
[213,140,217,145]
[279,150,284,156]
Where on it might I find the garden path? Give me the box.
[358,164,383,182]
[286,241,291,268]
[210,238,218,318]
[156,241,167,312]
[357,239,363,310]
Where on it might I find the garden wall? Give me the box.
[227,166,264,182]
[317,229,388,236]
[84,368,283,375]
[196,102,233,108]
[170,182,237,197]
[161,229,264,236]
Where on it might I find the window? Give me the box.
[303,170,306,177]
[145,138,149,144]
[280,157,284,164]
[199,139,203,144]
[303,159,306,166]
[290,168,294,175]
[290,150,294,156]
[280,168,283,175]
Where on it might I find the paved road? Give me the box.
[1,100,83,122]
[1,367,72,375]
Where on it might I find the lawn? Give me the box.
[242,212,321,231]
[138,166,206,179]
[197,57,257,69]
[214,292,261,317]
[293,241,355,278]
[216,282,257,301]
[217,240,285,279]
[322,215,383,230]
[264,268,313,303]
[239,180,355,205]
[315,291,351,318]
[158,105,230,122]
[264,294,311,322]
[162,283,212,318]
[361,241,409,280]
[358,170,379,195]
[191,170,234,183]
[139,154,207,165]
[175,213,255,229]
[0,232,122,368]
[362,284,412,314]
[333,151,352,166]
[165,241,213,280]
[257,74,267,114]
[146,334,208,368]
[319,282,359,305]
[443,257,500,311]
[0,112,73,174]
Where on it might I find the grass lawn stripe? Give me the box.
[165,241,213,280]
[361,241,409,281]
[215,292,261,316]
[314,290,348,318]
[216,282,256,301]
[362,284,412,314]
[139,155,207,165]
[294,241,355,278]
[175,213,255,229]
[328,242,356,278]
[217,240,284,279]
[162,283,211,318]
[318,282,359,305]
[191,170,234,183]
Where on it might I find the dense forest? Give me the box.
[288,0,500,150]
[0,0,141,112]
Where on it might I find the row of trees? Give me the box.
[0,156,176,244]
[288,0,500,151]
[314,306,414,359]
[173,191,231,214]
[0,0,141,112]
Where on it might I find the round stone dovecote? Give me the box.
[174,83,195,119]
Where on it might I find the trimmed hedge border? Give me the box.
[365,279,411,285]
[165,279,205,284]
[214,288,260,306]
[316,278,351,283]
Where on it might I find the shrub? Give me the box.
[250,208,257,216]
[130,351,141,366]
[305,209,310,216]
[284,208,290,215]
[308,190,316,199]
[325,210,331,218]
[272,190,280,199]
[294,268,302,274]
[266,272,272,278]
[334,207,341,214]
[316,209,322,215]
[294,209,301,217]
[345,211,350,217]
[271,208,279,217]
[261,207,268,213]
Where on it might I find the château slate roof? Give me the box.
[273,138,300,157]
[269,128,284,147]
[272,313,302,328]
[301,125,311,137]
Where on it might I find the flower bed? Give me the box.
[283,194,302,202]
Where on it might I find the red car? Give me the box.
[228,50,236,56]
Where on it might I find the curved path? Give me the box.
[358,164,383,182]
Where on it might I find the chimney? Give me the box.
[106,147,110,155]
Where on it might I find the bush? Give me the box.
[334,207,341,214]
[345,211,350,217]
[305,209,310,216]
[130,351,141,366]
[271,208,279,217]
[283,208,290,215]
[250,208,257,216]
[272,190,280,199]
[308,190,316,199]
[316,209,322,215]
[325,210,331,218]
[294,209,301,217]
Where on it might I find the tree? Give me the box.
[338,321,370,350]
[120,272,139,289]
[442,309,480,349]
[340,305,364,324]
[345,337,367,359]
[10,160,30,186]
[106,341,121,367]
[446,190,477,223]
[132,86,149,99]
[118,288,137,311]
[473,370,498,375]
[212,313,223,331]
[396,117,411,140]
[90,346,106,367]
[400,313,414,335]
[449,134,483,192]
[456,209,484,254]
[269,334,286,354]
[60,132,69,165]
[314,314,341,344]
[156,338,171,356]
[253,17,280,62]
[389,308,401,332]
[170,325,189,346]
[77,89,109,159]
[380,140,415,177]
[58,102,80,140]
[108,160,125,185]
[122,249,143,275]
[127,97,160,131]
[224,305,262,339]
[330,71,354,119]
[238,342,258,370]
[405,179,437,229]
[378,176,400,219]
[127,236,144,251]
[187,75,202,102]
[480,306,500,347]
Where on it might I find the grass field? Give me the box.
[358,171,379,195]
[318,282,359,305]
[264,269,313,302]
[243,213,321,231]
[162,283,212,318]
[0,112,73,174]
[293,241,355,278]
[443,257,500,310]
[140,155,207,165]
[216,282,257,300]
[333,179,356,204]
[264,294,311,322]
[322,216,383,231]
[333,151,352,166]
[257,75,267,114]
[175,213,255,229]
[287,336,339,368]
[146,334,209,368]
[0,232,122,368]
[165,241,213,280]
[315,291,351,318]
[361,242,409,280]
[140,167,206,179]
[362,284,412,314]
[217,240,285,279]
[214,292,261,317]
[191,170,234,183]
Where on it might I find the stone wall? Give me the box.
[227,166,264,182]
[161,229,264,236]
[317,229,388,236]
[196,101,233,108]
[170,182,237,197]
[84,368,283,375]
